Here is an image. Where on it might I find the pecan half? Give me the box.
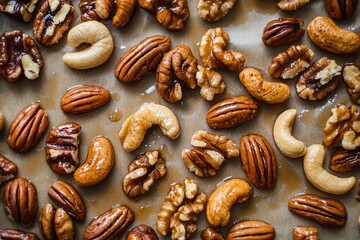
[126,224,159,240]
[196,65,225,101]
[343,64,360,105]
[293,226,318,240]
[277,0,309,11]
[79,0,99,21]
[45,122,81,175]
[197,0,236,21]
[330,148,360,172]
[288,194,347,227]
[0,31,43,82]
[0,153,18,184]
[115,35,171,83]
[0,229,39,240]
[39,203,56,240]
[156,44,197,103]
[0,0,39,22]
[7,102,49,153]
[206,96,259,129]
[3,177,38,227]
[226,220,275,240]
[324,0,357,19]
[54,208,74,240]
[201,228,224,240]
[83,205,134,240]
[112,0,136,27]
[123,150,166,198]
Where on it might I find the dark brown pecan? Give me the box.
[123,150,166,198]
[324,0,357,19]
[126,224,158,240]
[206,96,259,129]
[3,177,38,227]
[0,229,39,240]
[45,122,81,175]
[293,226,318,240]
[79,0,99,21]
[48,180,86,222]
[0,0,39,22]
[226,220,275,240]
[0,153,18,184]
[0,31,43,83]
[288,194,347,227]
[115,35,171,83]
[262,18,305,47]
[7,102,49,153]
[112,0,136,27]
[201,228,224,240]
[84,205,134,240]
[330,148,360,172]
[156,44,197,103]
[343,64,360,105]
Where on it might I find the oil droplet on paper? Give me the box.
[160,144,174,162]
[108,108,122,122]
[111,92,121,101]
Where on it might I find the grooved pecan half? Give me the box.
[226,220,275,240]
[330,148,360,172]
[0,229,39,240]
[324,0,357,19]
[0,153,18,185]
[126,224,159,240]
[0,0,39,22]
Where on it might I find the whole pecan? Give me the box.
[324,0,357,19]
[126,224,158,240]
[0,0,39,22]
[0,229,39,240]
[0,31,43,83]
[7,102,49,153]
[156,44,197,103]
[0,153,18,184]
[3,177,38,227]
[112,0,136,27]
[79,0,99,21]
[115,35,171,83]
[288,194,347,227]
[330,148,360,172]
[83,205,134,240]
[293,226,318,240]
[343,64,360,105]
[201,228,224,240]
[262,18,305,47]
[226,220,275,240]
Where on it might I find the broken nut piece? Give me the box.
[0,0,39,22]
[343,64,360,105]
[196,66,225,101]
[201,227,224,240]
[197,0,236,21]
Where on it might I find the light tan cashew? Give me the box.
[303,144,356,195]
[273,109,307,158]
[0,111,4,132]
[119,103,180,152]
[63,21,114,69]
[206,178,252,227]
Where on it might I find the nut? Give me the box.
[33,0,75,46]
[0,31,43,82]
[0,111,4,132]
[0,229,39,240]
[83,205,134,240]
[307,16,360,54]
[197,0,236,21]
[226,220,275,240]
[119,103,180,152]
[7,102,49,153]
[268,45,314,79]
[196,65,225,101]
[330,148,360,172]
[39,203,56,240]
[126,224,159,240]
[182,130,239,177]
[112,0,136,27]
[293,226,318,240]
[206,178,252,227]
[79,0,99,21]
[54,208,74,240]
[201,228,224,240]
[273,109,307,158]
[3,177,38,227]
[200,27,245,71]
[48,180,86,222]
[95,0,113,19]
[45,122,81,175]
[0,0,39,22]
[343,64,360,105]
[63,21,114,69]
[115,35,171,83]
[74,137,114,187]
[277,0,309,11]
[239,68,291,104]
[262,18,305,47]
[0,153,18,185]
[304,144,356,194]
[156,44,197,103]
[122,150,166,198]
[206,96,259,129]
[240,134,277,189]
[156,178,206,239]
[288,194,347,227]
[324,0,357,19]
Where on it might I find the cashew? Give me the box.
[119,103,180,152]
[63,21,114,69]
[206,178,252,227]
[303,144,356,195]
[273,109,307,158]
[239,67,291,104]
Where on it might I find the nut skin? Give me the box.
[7,102,49,153]
[262,18,305,47]
[83,205,134,240]
[324,0,357,19]
[330,148,360,172]
[79,0,99,21]
[0,229,39,240]
[126,224,158,240]
[293,226,318,240]
[201,228,224,240]
[3,177,38,227]
[226,220,275,240]
[288,194,347,228]
[0,153,18,185]
[115,35,171,83]
[0,0,39,22]
[61,85,111,115]
[39,203,56,240]
[197,0,236,22]
[206,96,259,129]
[48,180,86,222]
[277,0,309,11]
[343,64,360,105]
[45,122,81,175]
[112,0,136,27]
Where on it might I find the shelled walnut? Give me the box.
[343,64,360,105]
[0,0,39,21]
[197,0,236,21]
[196,66,225,101]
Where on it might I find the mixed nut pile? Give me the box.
[0,0,360,239]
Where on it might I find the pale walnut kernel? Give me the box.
[196,66,225,101]
[197,0,236,21]
[343,64,360,105]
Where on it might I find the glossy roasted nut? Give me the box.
[48,180,86,222]
[0,229,39,240]
[293,226,318,240]
[324,0,357,19]
[226,220,275,240]
[0,31,43,82]
[0,0,39,22]
[156,44,197,103]
[39,203,56,240]
[0,111,4,132]
[262,18,305,47]
[79,0,99,21]
[54,208,74,240]
[112,0,136,27]
[343,64,360,105]
[84,205,134,240]
[3,177,38,227]
[268,45,314,79]
[197,0,236,21]
[0,153,18,185]
[296,57,341,101]
[277,0,309,11]
[115,35,171,83]
[288,194,347,227]
[126,224,159,240]
[196,66,225,101]
[201,228,224,240]
[45,122,81,175]
[330,148,360,172]
[7,102,49,153]
[206,96,259,129]
[95,0,113,19]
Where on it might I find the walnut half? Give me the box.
[197,0,236,22]
[196,66,225,101]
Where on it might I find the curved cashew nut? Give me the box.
[273,109,307,158]
[304,144,356,195]
[63,21,114,69]
[206,178,252,227]
[119,103,180,152]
